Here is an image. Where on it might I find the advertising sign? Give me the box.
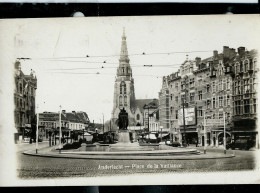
[206,119,224,126]
[178,107,196,126]
[39,113,59,122]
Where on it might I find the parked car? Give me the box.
[165,140,181,147]
[227,138,254,150]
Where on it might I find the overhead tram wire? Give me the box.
[48,71,163,78]
[16,49,214,61]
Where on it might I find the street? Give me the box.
[16,142,258,179]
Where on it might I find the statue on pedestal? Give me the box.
[117,108,128,130]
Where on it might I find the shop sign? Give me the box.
[206,119,224,126]
[39,113,59,121]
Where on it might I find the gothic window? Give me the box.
[207,100,211,109]
[136,114,140,120]
[120,81,126,94]
[124,96,127,106]
[19,83,22,94]
[175,110,178,119]
[122,68,125,74]
[119,96,123,106]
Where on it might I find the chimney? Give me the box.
[213,50,218,60]
[229,48,236,59]
[223,46,230,59]
[62,110,66,114]
[195,57,201,64]
[237,47,245,56]
[72,111,76,114]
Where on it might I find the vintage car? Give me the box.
[226,138,254,150]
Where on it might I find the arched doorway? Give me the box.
[202,136,205,146]
[217,132,231,145]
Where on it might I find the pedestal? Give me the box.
[117,130,131,143]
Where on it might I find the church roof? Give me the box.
[132,99,158,113]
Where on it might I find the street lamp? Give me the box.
[144,104,150,141]
[160,125,163,142]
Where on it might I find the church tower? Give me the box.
[111,28,136,130]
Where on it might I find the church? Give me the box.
[111,29,158,131]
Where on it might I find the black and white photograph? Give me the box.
[0,14,259,185]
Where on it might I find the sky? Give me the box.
[1,15,259,124]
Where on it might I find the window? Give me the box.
[19,83,22,94]
[189,78,195,87]
[170,107,173,114]
[124,96,127,106]
[244,79,249,93]
[219,113,223,119]
[120,81,126,94]
[207,100,211,109]
[227,95,230,106]
[219,96,223,107]
[212,82,216,92]
[198,107,203,117]
[253,99,257,113]
[181,81,186,90]
[206,85,210,93]
[175,110,178,119]
[189,92,195,102]
[175,96,178,103]
[212,97,216,108]
[175,83,178,90]
[244,99,250,114]
[244,61,248,72]
[119,96,122,106]
[170,94,173,100]
[136,114,140,120]
[235,101,241,115]
[219,80,222,91]
[240,62,243,72]
[227,78,230,90]
[198,91,202,100]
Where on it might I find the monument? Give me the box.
[117,108,132,143]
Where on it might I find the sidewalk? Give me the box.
[23,145,235,160]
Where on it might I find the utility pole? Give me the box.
[36,105,39,154]
[204,111,207,154]
[102,113,104,133]
[182,98,187,147]
[224,112,226,154]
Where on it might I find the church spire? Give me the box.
[119,27,130,63]
[117,28,132,77]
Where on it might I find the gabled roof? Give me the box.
[132,99,158,113]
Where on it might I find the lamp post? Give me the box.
[203,111,206,154]
[36,105,39,154]
[144,104,150,141]
[59,105,62,154]
[182,98,187,147]
[224,112,226,154]
[160,126,163,142]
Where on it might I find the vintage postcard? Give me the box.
[0,15,260,186]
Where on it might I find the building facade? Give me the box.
[38,110,90,140]
[159,46,258,148]
[111,29,158,131]
[14,60,37,142]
